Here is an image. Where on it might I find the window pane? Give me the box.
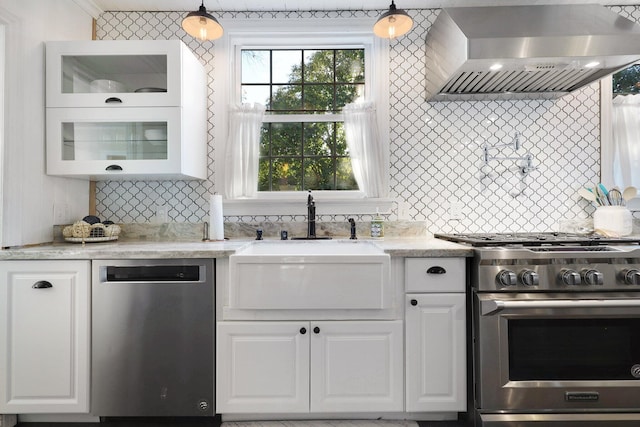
[336,49,365,83]
[304,157,334,190]
[304,84,334,111]
[613,64,640,94]
[272,50,302,84]
[335,122,349,155]
[336,84,364,109]
[260,123,270,156]
[271,123,302,156]
[304,50,334,83]
[242,85,270,106]
[258,158,271,191]
[336,157,358,190]
[271,85,302,111]
[241,50,270,84]
[304,122,333,156]
[273,158,302,191]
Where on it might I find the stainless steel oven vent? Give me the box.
[425,4,640,101]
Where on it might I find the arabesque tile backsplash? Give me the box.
[94,6,640,234]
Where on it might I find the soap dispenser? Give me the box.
[370,208,384,239]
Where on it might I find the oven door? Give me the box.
[474,292,640,413]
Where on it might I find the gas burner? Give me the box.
[435,232,640,247]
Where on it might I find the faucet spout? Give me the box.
[307,190,316,238]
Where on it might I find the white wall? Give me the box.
[0,0,92,247]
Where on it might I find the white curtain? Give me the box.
[224,103,266,199]
[612,94,640,188]
[343,101,387,198]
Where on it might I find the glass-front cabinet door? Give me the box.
[46,107,190,179]
[45,40,184,108]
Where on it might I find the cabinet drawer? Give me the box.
[405,258,465,292]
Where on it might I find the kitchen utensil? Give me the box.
[623,186,638,201]
[608,188,623,206]
[594,185,608,205]
[598,183,609,197]
[578,188,598,203]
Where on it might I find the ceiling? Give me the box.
[85,0,640,12]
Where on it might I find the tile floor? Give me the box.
[14,419,470,427]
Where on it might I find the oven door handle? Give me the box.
[481,299,640,315]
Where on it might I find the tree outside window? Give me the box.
[241,49,365,191]
[613,64,640,94]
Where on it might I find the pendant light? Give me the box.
[373,1,413,39]
[182,1,223,41]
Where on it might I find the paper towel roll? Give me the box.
[209,194,224,241]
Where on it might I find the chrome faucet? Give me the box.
[306,190,316,239]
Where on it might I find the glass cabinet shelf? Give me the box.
[61,122,168,161]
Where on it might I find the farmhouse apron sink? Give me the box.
[228,240,391,310]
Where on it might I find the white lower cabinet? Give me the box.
[405,293,466,412]
[217,320,403,414]
[0,261,90,413]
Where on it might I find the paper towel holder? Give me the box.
[202,221,210,241]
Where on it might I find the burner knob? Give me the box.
[622,269,640,285]
[559,269,581,286]
[496,270,517,287]
[519,269,539,287]
[581,269,604,286]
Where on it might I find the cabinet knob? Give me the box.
[105,97,123,104]
[32,280,53,289]
[300,327,307,335]
[410,299,418,306]
[106,164,123,171]
[313,326,320,334]
[427,266,446,275]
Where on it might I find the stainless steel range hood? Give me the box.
[425,4,640,101]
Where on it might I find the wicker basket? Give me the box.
[63,221,121,241]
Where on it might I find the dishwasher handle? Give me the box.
[104,265,203,283]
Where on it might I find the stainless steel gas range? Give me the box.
[436,233,640,427]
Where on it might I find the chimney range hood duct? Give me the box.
[425,4,640,101]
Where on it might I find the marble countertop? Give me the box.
[0,237,474,260]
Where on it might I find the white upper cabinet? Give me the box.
[45,40,207,180]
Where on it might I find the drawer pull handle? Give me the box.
[32,280,53,289]
[105,97,123,104]
[313,326,320,334]
[106,164,123,171]
[300,327,307,335]
[410,299,418,306]
[427,266,446,275]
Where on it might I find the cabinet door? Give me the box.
[0,261,90,413]
[216,321,310,413]
[405,294,466,412]
[46,107,199,180]
[46,40,185,108]
[310,320,403,413]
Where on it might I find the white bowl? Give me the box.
[144,129,167,141]
[90,79,127,93]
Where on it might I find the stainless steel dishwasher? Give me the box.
[91,259,214,417]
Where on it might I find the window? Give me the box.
[214,19,391,214]
[602,64,640,193]
[241,48,365,192]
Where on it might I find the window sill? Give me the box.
[223,194,395,216]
